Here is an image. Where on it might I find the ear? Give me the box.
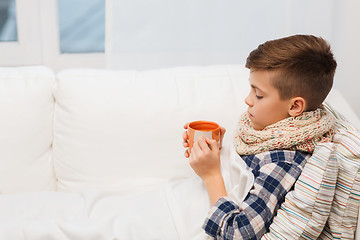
[288,97,306,117]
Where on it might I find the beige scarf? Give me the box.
[234,106,335,155]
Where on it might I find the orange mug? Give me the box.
[187,120,220,153]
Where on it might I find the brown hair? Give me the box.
[245,35,337,111]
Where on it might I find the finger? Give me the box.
[220,127,226,147]
[220,127,226,137]
[189,146,197,160]
[182,131,189,146]
[198,137,210,152]
[192,141,202,156]
[184,149,190,158]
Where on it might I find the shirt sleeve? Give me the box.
[203,160,304,240]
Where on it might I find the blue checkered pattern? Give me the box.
[203,150,309,240]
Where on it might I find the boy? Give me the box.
[182,35,337,239]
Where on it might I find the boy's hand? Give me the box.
[182,123,226,158]
[188,137,227,205]
[189,137,221,181]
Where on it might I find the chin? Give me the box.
[250,123,259,130]
[251,123,264,131]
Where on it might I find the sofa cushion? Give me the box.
[0,66,56,193]
[324,89,360,130]
[262,142,338,240]
[53,65,250,191]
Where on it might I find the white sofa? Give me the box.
[0,65,359,239]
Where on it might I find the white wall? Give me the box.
[331,0,360,118]
[106,0,360,118]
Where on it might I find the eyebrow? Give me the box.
[250,84,265,93]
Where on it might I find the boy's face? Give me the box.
[245,70,291,130]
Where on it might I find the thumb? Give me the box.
[205,138,219,150]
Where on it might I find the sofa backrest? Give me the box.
[0,66,56,193]
[1,64,359,197]
[53,65,250,191]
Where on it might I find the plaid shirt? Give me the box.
[203,150,310,240]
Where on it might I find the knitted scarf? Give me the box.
[234,106,335,155]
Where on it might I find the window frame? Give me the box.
[0,0,42,66]
[0,0,105,70]
[40,0,105,71]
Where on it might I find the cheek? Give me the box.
[256,102,279,122]
[256,101,272,115]
[265,102,289,123]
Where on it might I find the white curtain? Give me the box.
[106,0,360,117]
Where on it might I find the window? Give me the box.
[58,0,105,53]
[0,0,17,42]
[0,0,42,66]
[0,0,105,69]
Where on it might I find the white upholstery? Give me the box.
[0,65,359,239]
[53,66,249,191]
[0,66,56,193]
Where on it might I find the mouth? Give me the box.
[248,112,253,118]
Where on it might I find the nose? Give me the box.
[245,94,253,107]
